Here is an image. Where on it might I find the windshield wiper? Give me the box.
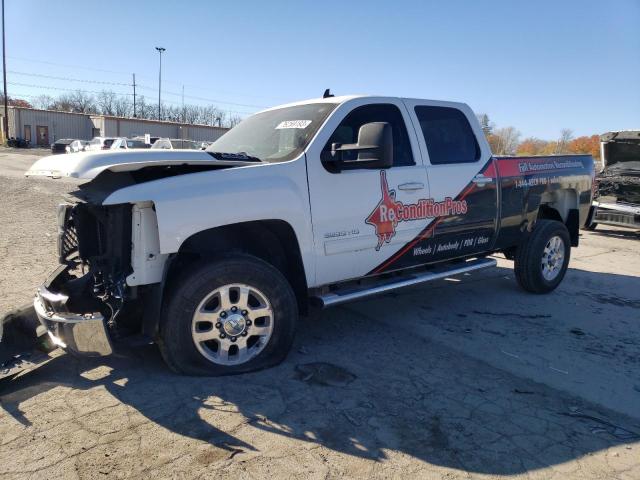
[207,151,262,162]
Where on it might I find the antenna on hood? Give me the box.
[323,89,334,98]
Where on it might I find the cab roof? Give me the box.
[258,94,468,114]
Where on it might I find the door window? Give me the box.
[323,104,414,170]
[414,106,480,165]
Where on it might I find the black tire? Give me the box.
[158,254,298,376]
[514,220,571,294]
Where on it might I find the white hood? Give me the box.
[25,150,237,180]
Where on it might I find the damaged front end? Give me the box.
[588,131,640,229]
[4,149,247,366]
[34,202,134,356]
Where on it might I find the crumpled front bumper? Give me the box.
[591,201,640,229]
[33,266,113,356]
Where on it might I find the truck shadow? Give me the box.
[1,266,639,475]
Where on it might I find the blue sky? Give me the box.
[6,0,640,139]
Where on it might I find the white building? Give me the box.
[1,106,229,145]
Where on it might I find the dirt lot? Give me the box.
[0,150,639,479]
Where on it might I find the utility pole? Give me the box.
[181,85,185,123]
[2,0,9,142]
[155,47,165,120]
[132,73,137,118]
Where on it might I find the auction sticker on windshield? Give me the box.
[276,120,312,129]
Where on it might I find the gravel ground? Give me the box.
[0,150,639,479]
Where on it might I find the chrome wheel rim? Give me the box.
[191,283,274,366]
[541,235,565,281]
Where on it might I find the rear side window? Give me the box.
[324,104,414,167]
[414,106,480,165]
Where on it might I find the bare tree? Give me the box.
[66,90,96,114]
[22,89,245,129]
[97,90,117,116]
[203,106,226,126]
[113,96,132,117]
[490,127,521,155]
[184,104,200,124]
[136,95,154,120]
[52,93,75,112]
[555,128,574,154]
[32,94,55,110]
[227,114,242,128]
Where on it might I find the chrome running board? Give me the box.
[314,257,497,308]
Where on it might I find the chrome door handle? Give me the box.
[472,174,493,186]
[398,182,425,191]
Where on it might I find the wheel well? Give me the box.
[537,205,563,222]
[169,220,308,314]
[537,205,579,247]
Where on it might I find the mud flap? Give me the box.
[0,305,58,382]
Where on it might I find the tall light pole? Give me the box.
[155,47,165,120]
[2,0,9,142]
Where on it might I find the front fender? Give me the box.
[102,157,315,285]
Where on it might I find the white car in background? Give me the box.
[151,138,205,150]
[50,138,85,154]
[86,137,117,151]
[110,138,151,150]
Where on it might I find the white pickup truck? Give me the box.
[18,94,594,375]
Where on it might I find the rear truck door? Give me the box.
[383,99,498,270]
[305,98,431,286]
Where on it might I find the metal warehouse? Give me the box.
[1,106,229,145]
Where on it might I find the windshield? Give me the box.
[206,103,337,162]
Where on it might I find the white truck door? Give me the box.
[399,99,499,266]
[305,99,431,286]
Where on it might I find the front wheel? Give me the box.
[158,255,298,375]
[514,220,571,294]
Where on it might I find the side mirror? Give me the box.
[327,122,393,171]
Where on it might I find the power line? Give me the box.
[8,81,133,96]
[9,68,267,110]
[8,55,134,76]
[135,84,266,109]
[144,95,250,116]
[8,55,288,103]
[8,70,131,86]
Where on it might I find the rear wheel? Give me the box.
[514,220,571,293]
[159,255,297,375]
